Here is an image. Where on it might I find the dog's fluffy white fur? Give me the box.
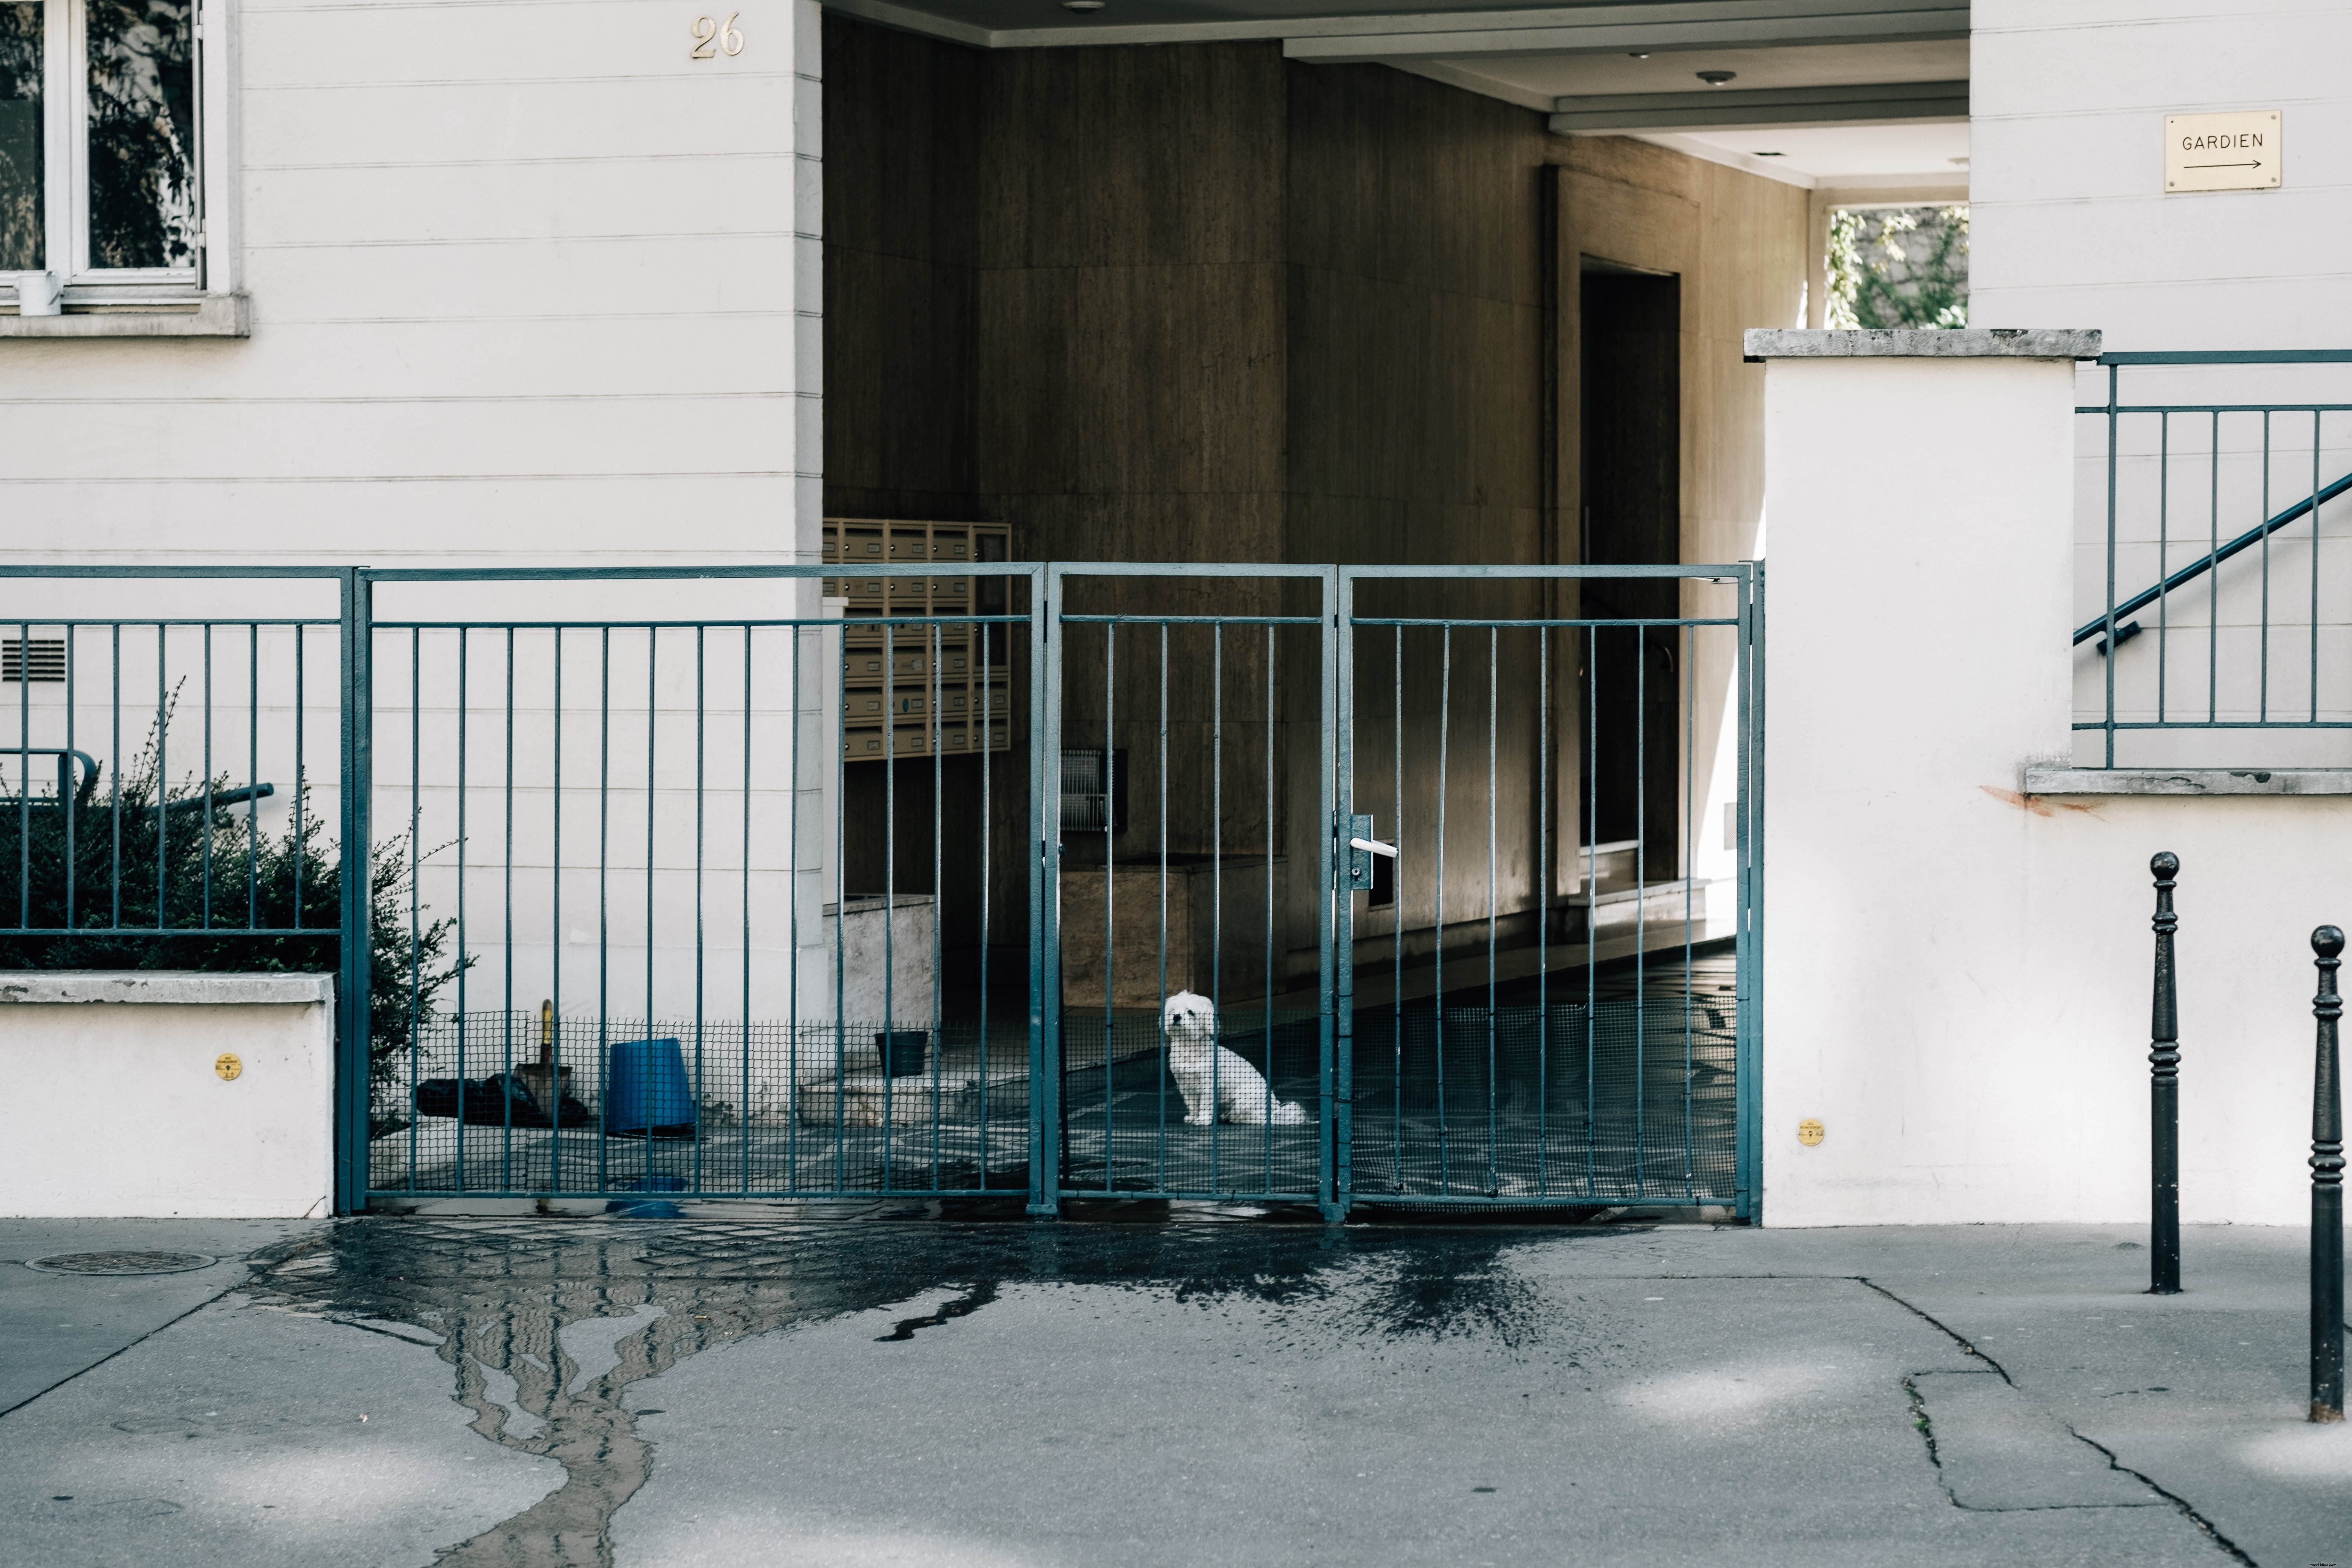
[1162,991,1308,1126]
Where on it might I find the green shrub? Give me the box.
[0,710,468,1136]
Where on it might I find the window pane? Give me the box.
[0,2,38,271]
[86,0,194,270]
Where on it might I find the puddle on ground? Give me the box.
[243,1215,1640,1566]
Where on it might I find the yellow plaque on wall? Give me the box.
[214,1054,243,1081]
[2165,112,2281,193]
[1796,1118,1824,1147]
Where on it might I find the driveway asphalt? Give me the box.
[0,1214,2343,1567]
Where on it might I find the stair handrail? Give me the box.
[2073,467,2352,648]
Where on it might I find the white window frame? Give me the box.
[8,0,234,312]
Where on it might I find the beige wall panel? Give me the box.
[1286,267,1540,517]
[241,236,799,320]
[242,82,794,166]
[825,251,976,506]
[0,319,792,401]
[976,262,1287,502]
[237,0,762,83]
[0,398,791,483]
[980,44,1285,271]
[245,158,793,248]
[4,476,802,563]
[1287,63,1538,308]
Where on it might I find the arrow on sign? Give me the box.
[2185,160,2264,170]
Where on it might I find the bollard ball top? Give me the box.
[2315,926,2346,960]
[2150,851,2180,879]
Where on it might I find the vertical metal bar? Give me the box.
[932,616,944,1191]
[503,626,516,1189]
[2311,924,2346,1424]
[1537,621,1549,1196]
[335,569,375,1212]
[646,627,658,1193]
[1735,564,1762,1220]
[2210,411,2220,726]
[751,623,762,1195]
[550,626,565,1195]
[694,626,706,1195]
[202,622,214,928]
[15,619,27,931]
[1634,622,1647,1201]
[455,626,469,1189]
[2117,362,2135,766]
[2262,409,2273,722]
[1435,624,1450,1196]
[982,607,994,1183]
[1103,620,1115,1194]
[1585,622,1599,1200]
[835,615,849,1196]
[63,625,76,933]
[110,622,120,930]
[597,626,611,1197]
[1485,624,1498,1197]
[879,620,884,1189]
[1326,569,1348,1221]
[1211,622,1222,1191]
[1032,565,1063,1217]
[155,622,165,930]
[2149,851,2182,1292]
[1682,619,1695,1201]
[294,624,305,929]
[1264,620,1276,1193]
[1157,621,1168,1193]
[2313,409,2324,725]
[247,623,259,929]
[1392,624,1403,1193]
[2158,413,2170,724]
[406,626,421,1191]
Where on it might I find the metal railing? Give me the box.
[1,559,1763,1219]
[2079,350,2352,767]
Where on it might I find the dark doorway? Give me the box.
[1578,261,1681,883]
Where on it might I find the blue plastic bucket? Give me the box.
[875,1030,928,1078]
[606,1037,697,1138]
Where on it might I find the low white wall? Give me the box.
[0,973,334,1219]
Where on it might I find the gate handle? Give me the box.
[1349,836,1398,858]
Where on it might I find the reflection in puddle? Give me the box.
[244,1217,1625,1565]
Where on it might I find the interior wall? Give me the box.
[821,20,1805,998]
[1284,60,1551,980]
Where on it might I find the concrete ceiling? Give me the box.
[826,0,1973,190]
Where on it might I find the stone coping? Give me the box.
[2024,767,2352,797]
[0,971,334,1006]
[0,294,250,338]
[1743,328,2103,363]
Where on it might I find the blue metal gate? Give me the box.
[0,559,1759,1218]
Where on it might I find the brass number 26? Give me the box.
[691,12,744,57]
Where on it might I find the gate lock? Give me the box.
[1343,813,1398,891]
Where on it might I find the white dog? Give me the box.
[1162,991,1308,1126]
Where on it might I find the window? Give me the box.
[1,0,201,303]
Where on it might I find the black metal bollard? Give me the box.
[2310,925,2346,1423]
[2149,853,2181,1295]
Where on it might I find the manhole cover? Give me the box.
[25,1251,217,1276]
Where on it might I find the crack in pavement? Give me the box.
[1867,1277,2254,1563]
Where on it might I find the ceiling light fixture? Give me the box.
[1754,151,1784,157]
[1063,1,1105,10]
[1626,52,1650,59]
[1697,71,1736,86]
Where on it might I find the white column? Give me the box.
[1750,328,2094,1225]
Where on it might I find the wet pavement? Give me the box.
[0,1214,2346,1566]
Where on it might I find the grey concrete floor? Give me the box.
[0,1215,2344,1566]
